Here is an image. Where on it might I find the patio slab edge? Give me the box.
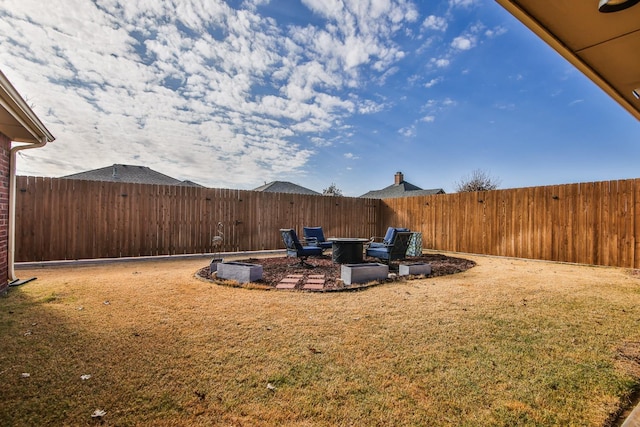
[621,400,640,427]
[15,250,286,269]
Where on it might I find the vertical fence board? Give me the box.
[634,179,640,268]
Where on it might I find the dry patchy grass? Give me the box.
[1,253,640,426]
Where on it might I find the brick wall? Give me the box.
[0,133,9,293]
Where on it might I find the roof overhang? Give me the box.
[0,70,55,143]
[495,0,640,121]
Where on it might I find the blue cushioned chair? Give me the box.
[369,227,410,248]
[366,231,412,265]
[303,226,333,250]
[280,228,324,267]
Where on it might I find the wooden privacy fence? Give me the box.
[383,178,640,268]
[15,176,640,268]
[15,176,380,262]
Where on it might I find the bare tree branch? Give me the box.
[455,169,501,192]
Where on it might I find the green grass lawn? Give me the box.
[1,254,639,426]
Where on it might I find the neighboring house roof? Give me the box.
[360,172,445,199]
[61,164,203,187]
[253,181,320,195]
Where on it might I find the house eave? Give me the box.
[495,0,640,121]
[0,70,55,143]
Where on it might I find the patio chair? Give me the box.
[368,227,410,249]
[280,228,324,267]
[365,231,412,266]
[303,226,333,250]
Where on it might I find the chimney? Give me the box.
[394,171,404,185]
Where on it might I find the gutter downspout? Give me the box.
[8,137,48,281]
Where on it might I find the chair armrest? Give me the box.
[303,236,318,245]
[367,237,389,248]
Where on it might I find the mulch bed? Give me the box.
[197,253,476,291]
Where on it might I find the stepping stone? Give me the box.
[303,277,325,290]
[276,281,298,289]
[278,278,301,284]
[276,275,302,290]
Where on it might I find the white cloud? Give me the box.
[451,36,475,50]
[422,15,448,32]
[419,97,457,121]
[423,26,482,73]
[311,136,332,147]
[431,58,451,68]
[398,125,416,137]
[376,66,400,85]
[442,97,456,107]
[295,0,417,80]
[485,26,508,38]
[424,77,443,88]
[357,99,386,114]
[423,99,438,109]
[301,0,346,19]
[449,0,479,7]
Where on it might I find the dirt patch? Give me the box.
[617,341,640,379]
[197,253,476,290]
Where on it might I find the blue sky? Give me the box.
[0,0,638,196]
